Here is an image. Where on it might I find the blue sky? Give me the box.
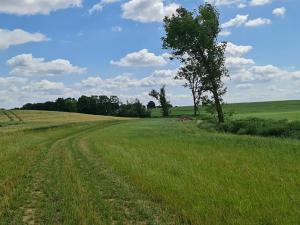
[0,0,299,108]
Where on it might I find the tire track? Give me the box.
[70,124,180,225]
[18,120,178,225]
[20,123,102,225]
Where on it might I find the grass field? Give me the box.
[0,102,299,224]
[0,110,124,133]
[151,100,300,120]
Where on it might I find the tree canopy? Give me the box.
[149,85,171,117]
[163,3,229,123]
[22,95,150,118]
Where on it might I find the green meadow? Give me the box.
[0,100,299,225]
[151,100,300,121]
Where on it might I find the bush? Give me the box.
[217,118,300,139]
[118,100,151,118]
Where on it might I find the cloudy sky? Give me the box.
[0,0,299,108]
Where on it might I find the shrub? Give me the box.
[217,118,300,139]
[118,100,151,118]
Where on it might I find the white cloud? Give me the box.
[226,57,255,68]
[245,18,271,27]
[121,0,179,23]
[226,42,253,57]
[76,69,184,104]
[140,69,182,87]
[26,80,66,91]
[226,62,300,103]
[22,80,75,102]
[0,77,76,108]
[220,30,231,36]
[273,7,286,17]
[111,49,169,67]
[0,28,48,50]
[0,0,82,15]
[89,0,120,14]
[248,65,283,80]
[250,0,272,6]
[1,49,300,109]
[206,0,273,8]
[224,42,255,69]
[80,69,181,89]
[238,3,247,8]
[230,64,300,83]
[222,14,249,29]
[112,26,123,32]
[7,54,86,77]
[205,0,246,7]
[236,83,253,89]
[230,69,257,82]
[0,76,27,87]
[221,15,272,35]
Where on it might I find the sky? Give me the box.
[0,0,299,109]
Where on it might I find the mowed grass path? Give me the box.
[0,121,177,225]
[0,110,300,224]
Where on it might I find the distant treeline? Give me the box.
[21,95,150,118]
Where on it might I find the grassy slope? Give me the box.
[1,108,300,224]
[226,100,300,120]
[0,110,11,122]
[151,100,300,120]
[0,113,175,225]
[0,110,125,133]
[86,119,300,225]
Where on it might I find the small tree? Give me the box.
[147,101,156,110]
[149,85,170,117]
[176,58,203,117]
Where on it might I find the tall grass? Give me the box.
[151,100,300,120]
[219,118,300,139]
[85,119,300,225]
[1,110,300,224]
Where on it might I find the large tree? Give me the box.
[162,3,229,123]
[149,85,170,117]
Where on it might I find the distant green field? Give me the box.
[0,108,299,224]
[151,100,300,120]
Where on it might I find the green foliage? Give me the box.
[162,3,228,123]
[149,85,171,117]
[219,118,300,139]
[118,99,150,118]
[21,95,149,118]
[176,58,203,117]
[147,101,156,110]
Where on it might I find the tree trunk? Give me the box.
[212,90,224,123]
[193,104,198,117]
[192,91,197,117]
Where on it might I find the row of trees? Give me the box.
[22,95,150,118]
[162,3,229,123]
